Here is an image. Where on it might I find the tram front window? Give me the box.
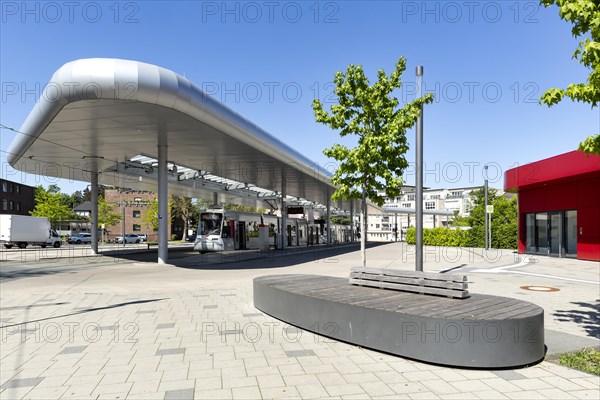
[200,213,223,236]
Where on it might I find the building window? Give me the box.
[425,201,435,210]
[134,197,142,202]
[16,185,19,194]
[16,202,20,211]
[2,182,6,192]
[375,224,380,229]
[9,201,13,210]
[9,183,14,193]
[402,203,412,208]
[133,224,141,232]
[430,195,440,199]
[407,194,415,201]
[451,191,462,197]
[133,210,141,218]
[2,199,7,210]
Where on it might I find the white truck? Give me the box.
[0,215,62,249]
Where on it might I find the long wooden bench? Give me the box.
[349,267,469,299]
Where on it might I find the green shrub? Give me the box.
[405,226,468,247]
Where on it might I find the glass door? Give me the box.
[535,213,548,254]
[525,214,535,252]
[564,210,577,258]
[549,211,562,256]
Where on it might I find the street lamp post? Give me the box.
[484,165,489,251]
[415,66,424,272]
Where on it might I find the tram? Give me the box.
[193,209,353,253]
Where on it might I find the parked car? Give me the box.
[137,234,148,242]
[114,234,141,244]
[185,234,196,242]
[69,233,93,244]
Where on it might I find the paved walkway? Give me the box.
[1,243,598,399]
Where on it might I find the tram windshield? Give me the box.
[200,212,223,236]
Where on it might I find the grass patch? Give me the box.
[558,348,600,376]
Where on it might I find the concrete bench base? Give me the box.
[254,274,545,368]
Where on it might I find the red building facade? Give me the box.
[504,150,600,261]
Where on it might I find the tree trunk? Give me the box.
[360,191,367,267]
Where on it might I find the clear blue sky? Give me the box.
[1,1,598,194]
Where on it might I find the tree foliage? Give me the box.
[222,203,268,214]
[313,57,433,266]
[540,0,600,155]
[407,188,518,250]
[464,188,518,249]
[30,185,79,224]
[97,196,121,227]
[171,195,194,240]
[141,199,159,232]
[142,197,173,232]
[313,57,434,206]
[330,215,351,225]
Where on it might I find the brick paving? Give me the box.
[0,243,598,399]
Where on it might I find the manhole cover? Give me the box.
[520,285,560,292]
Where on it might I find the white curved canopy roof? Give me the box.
[7,58,360,211]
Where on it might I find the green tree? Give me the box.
[142,197,173,233]
[450,213,470,227]
[490,195,518,249]
[330,215,351,225]
[171,195,193,240]
[540,0,600,155]
[142,199,160,232]
[47,184,61,194]
[464,188,518,249]
[313,57,433,266]
[70,190,85,207]
[222,203,268,214]
[97,196,121,227]
[30,186,79,225]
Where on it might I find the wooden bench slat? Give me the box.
[349,278,470,299]
[350,267,467,283]
[350,271,468,290]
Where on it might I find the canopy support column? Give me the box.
[280,174,287,249]
[326,189,331,245]
[350,201,355,242]
[158,130,169,264]
[90,169,99,254]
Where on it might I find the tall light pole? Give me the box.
[415,66,424,272]
[484,165,489,251]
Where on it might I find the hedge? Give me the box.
[405,225,516,249]
[405,226,468,247]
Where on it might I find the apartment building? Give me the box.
[0,178,35,216]
[366,186,486,241]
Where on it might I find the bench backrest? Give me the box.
[349,267,469,299]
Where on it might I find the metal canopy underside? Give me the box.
[7,58,363,212]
